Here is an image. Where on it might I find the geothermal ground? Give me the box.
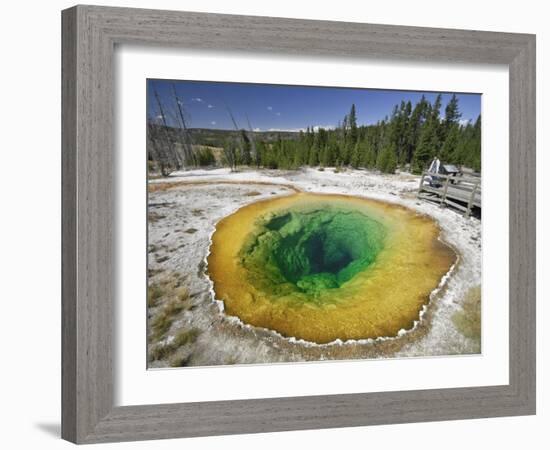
[147,168,482,368]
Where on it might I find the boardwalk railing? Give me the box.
[417,171,481,217]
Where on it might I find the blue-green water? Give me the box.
[239,207,387,299]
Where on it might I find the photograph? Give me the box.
[146,80,482,368]
[1,0,543,447]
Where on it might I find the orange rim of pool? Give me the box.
[207,192,456,344]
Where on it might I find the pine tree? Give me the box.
[209,93,479,174]
[348,104,358,144]
[385,146,397,174]
[321,141,337,167]
[350,141,363,168]
[320,145,329,167]
[361,129,377,169]
[441,124,460,162]
[413,118,437,174]
[467,115,481,171]
[308,133,320,166]
[431,94,443,155]
[376,145,397,174]
[397,101,412,164]
[255,141,266,167]
[438,94,462,162]
[444,94,461,131]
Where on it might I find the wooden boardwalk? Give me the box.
[417,171,481,217]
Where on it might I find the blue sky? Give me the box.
[147,79,481,131]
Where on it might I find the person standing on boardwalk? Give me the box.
[427,156,441,186]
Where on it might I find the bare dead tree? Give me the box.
[147,106,173,177]
[222,138,237,171]
[146,114,163,166]
[225,106,244,171]
[171,83,196,166]
[151,89,182,175]
[245,114,259,167]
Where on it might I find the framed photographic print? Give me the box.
[62,5,536,444]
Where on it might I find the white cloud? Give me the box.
[211,121,216,125]
[459,119,471,127]
[264,124,336,133]
[192,97,203,102]
[251,124,337,133]
[207,104,214,109]
[310,124,336,132]
[267,106,273,111]
[276,112,281,116]
[267,127,305,132]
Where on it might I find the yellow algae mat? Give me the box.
[208,193,456,344]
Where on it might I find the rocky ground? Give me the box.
[147,167,482,368]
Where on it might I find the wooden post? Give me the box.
[440,175,450,207]
[465,180,479,217]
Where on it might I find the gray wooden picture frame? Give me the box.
[61,5,536,444]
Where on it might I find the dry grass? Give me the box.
[452,285,481,347]
[147,180,301,194]
[148,273,191,340]
[147,272,198,363]
[148,182,182,193]
[151,287,190,335]
[169,354,192,367]
[151,309,174,339]
[147,268,162,277]
[149,327,200,363]
[147,284,165,308]
[172,328,200,347]
[149,342,175,361]
[148,211,166,223]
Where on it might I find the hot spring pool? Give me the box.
[208,193,456,344]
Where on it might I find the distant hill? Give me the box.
[149,125,301,147]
